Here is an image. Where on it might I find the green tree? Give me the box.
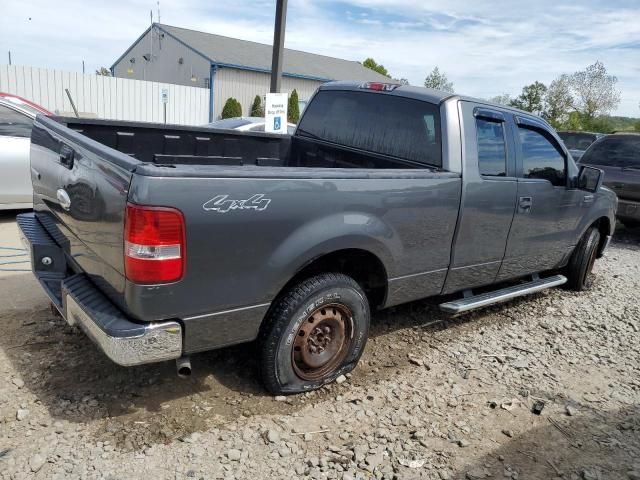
[95,67,111,76]
[544,75,573,128]
[488,94,512,106]
[362,58,390,77]
[509,81,547,115]
[221,97,242,119]
[250,95,263,117]
[424,67,454,93]
[568,61,621,121]
[288,89,300,124]
[585,116,614,134]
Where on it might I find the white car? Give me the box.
[205,117,296,135]
[0,93,52,210]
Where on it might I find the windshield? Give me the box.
[557,132,597,151]
[581,136,640,168]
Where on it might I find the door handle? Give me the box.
[583,194,594,204]
[518,196,532,214]
[59,144,75,170]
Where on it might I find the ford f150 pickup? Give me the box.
[18,81,617,394]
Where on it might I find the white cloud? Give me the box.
[0,0,638,116]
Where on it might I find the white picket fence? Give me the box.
[0,64,210,125]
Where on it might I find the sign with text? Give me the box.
[161,88,169,104]
[265,93,288,134]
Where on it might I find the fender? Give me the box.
[264,211,400,299]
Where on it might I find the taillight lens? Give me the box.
[124,203,186,284]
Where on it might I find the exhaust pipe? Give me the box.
[176,356,192,378]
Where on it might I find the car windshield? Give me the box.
[581,136,640,168]
[558,132,597,151]
[0,98,44,118]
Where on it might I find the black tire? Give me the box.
[566,227,600,291]
[259,273,370,394]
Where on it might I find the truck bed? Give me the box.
[29,115,460,351]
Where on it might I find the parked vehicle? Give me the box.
[0,93,52,210]
[205,116,296,134]
[557,131,602,162]
[18,81,616,394]
[579,133,640,227]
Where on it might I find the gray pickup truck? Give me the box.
[18,81,617,394]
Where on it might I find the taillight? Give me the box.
[124,203,186,284]
[359,82,400,92]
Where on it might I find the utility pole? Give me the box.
[8,51,11,65]
[269,0,287,93]
[82,60,85,74]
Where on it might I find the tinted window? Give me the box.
[519,127,566,186]
[298,90,441,167]
[557,132,597,151]
[476,118,507,176]
[580,136,640,168]
[0,105,32,138]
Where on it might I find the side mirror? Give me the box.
[578,165,604,193]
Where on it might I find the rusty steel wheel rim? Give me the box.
[291,303,353,381]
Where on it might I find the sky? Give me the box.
[1,0,639,117]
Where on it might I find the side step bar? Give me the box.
[439,274,567,314]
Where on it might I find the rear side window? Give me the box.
[519,127,566,186]
[476,118,507,176]
[581,136,640,168]
[0,105,32,138]
[298,90,441,167]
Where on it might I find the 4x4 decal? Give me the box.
[203,194,271,213]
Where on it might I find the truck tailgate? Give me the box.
[29,115,139,308]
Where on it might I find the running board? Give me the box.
[439,274,567,314]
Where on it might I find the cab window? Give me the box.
[476,118,507,176]
[518,127,566,186]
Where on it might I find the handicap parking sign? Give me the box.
[274,116,281,131]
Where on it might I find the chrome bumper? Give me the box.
[64,287,183,367]
[17,212,183,367]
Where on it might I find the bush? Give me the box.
[288,89,300,124]
[221,97,242,119]
[250,95,263,117]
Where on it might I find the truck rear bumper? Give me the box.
[16,212,183,366]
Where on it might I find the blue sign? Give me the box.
[274,116,281,131]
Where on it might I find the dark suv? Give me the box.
[579,133,640,227]
[558,131,602,162]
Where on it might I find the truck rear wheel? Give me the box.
[259,273,370,394]
[566,226,600,291]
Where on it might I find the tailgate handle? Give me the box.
[59,145,75,169]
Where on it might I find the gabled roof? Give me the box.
[114,23,391,82]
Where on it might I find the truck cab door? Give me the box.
[497,116,583,281]
[442,102,518,294]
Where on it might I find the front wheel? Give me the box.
[566,227,600,291]
[259,273,370,394]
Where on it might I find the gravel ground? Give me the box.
[0,212,639,480]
